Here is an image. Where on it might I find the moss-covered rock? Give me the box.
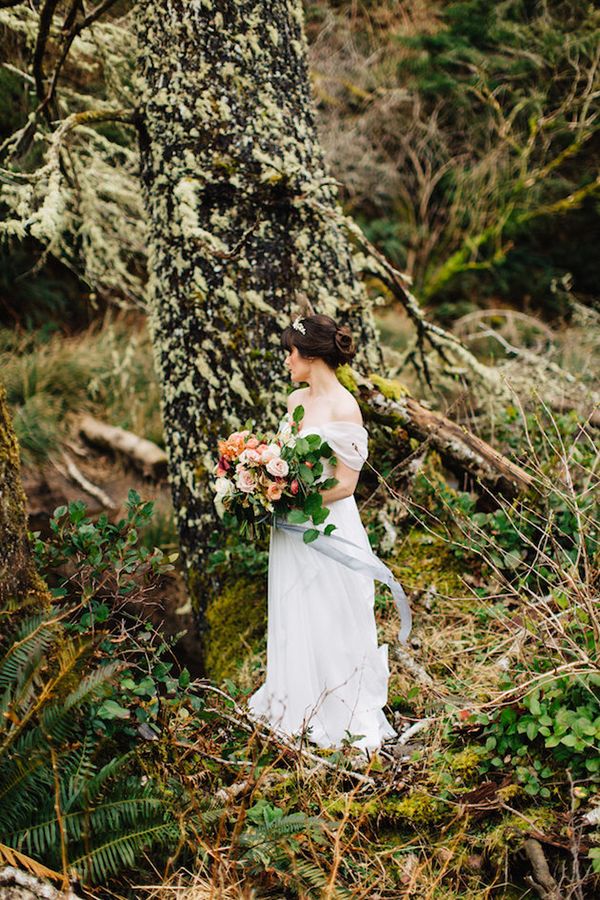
[446,746,482,778]
[483,806,559,867]
[324,788,447,827]
[382,789,447,826]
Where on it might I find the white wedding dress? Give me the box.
[247,415,396,753]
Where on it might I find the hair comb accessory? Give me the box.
[292,315,306,335]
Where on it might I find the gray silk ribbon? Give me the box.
[273,516,412,645]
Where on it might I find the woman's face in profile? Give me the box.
[284,344,310,383]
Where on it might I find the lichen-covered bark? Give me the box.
[134,1,383,636]
[0,383,50,606]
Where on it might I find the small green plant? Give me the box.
[207,510,269,578]
[469,675,600,791]
[32,489,178,605]
[238,799,326,873]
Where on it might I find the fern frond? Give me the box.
[0,614,59,686]
[69,821,179,884]
[239,813,324,845]
[0,634,96,756]
[8,796,166,859]
[0,751,49,825]
[77,748,136,801]
[0,841,64,884]
[293,859,354,899]
[69,721,97,790]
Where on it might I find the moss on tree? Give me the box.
[0,382,50,607]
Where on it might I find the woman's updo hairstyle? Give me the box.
[281,313,357,369]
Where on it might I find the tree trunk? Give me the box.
[134,1,383,632]
[0,383,50,607]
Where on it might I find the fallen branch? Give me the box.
[396,717,435,747]
[391,645,435,688]
[523,838,564,900]
[78,415,167,479]
[353,370,534,497]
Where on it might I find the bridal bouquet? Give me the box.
[212,405,339,543]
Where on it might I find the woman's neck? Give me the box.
[306,362,338,398]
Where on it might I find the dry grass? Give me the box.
[1,309,163,464]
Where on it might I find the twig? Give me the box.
[52,450,117,509]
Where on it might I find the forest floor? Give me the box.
[3,307,599,898]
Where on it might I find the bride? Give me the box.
[247,313,402,754]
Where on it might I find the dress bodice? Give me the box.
[278,414,368,472]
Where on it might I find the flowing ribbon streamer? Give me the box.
[273,516,412,645]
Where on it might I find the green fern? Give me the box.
[0,601,174,885]
[70,820,180,883]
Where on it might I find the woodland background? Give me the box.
[0,1,599,898]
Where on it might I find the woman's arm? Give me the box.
[318,457,359,505]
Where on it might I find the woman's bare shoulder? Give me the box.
[286,386,309,414]
[331,386,363,426]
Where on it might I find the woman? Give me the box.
[247,313,399,754]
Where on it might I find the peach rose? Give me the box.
[219,431,250,461]
[290,478,299,495]
[266,456,289,477]
[266,481,284,501]
[246,437,259,449]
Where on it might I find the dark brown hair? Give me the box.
[281,313,356,369]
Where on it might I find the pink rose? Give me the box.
[246,437,259,448]
[235,467,257,493]
[239,448,262,466]
[266,481,284,501]
[266,456,289,477]
[261,443,281,464]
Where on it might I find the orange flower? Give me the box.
[219,431,249,461]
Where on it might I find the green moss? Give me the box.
[324,796,380,819]
[383,789,447,825]
[335,364,358,395]
[204,575,267,681]
[483,807,558,865]
[369,373,410,400]
[446,747,482,777]
[387,526,465,597]
[325,789,447,827]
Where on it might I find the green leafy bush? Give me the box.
[470,674,600,792]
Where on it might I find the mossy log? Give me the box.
[78,415,168,480]
[0,383,50,607]
[345,368,534,497]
